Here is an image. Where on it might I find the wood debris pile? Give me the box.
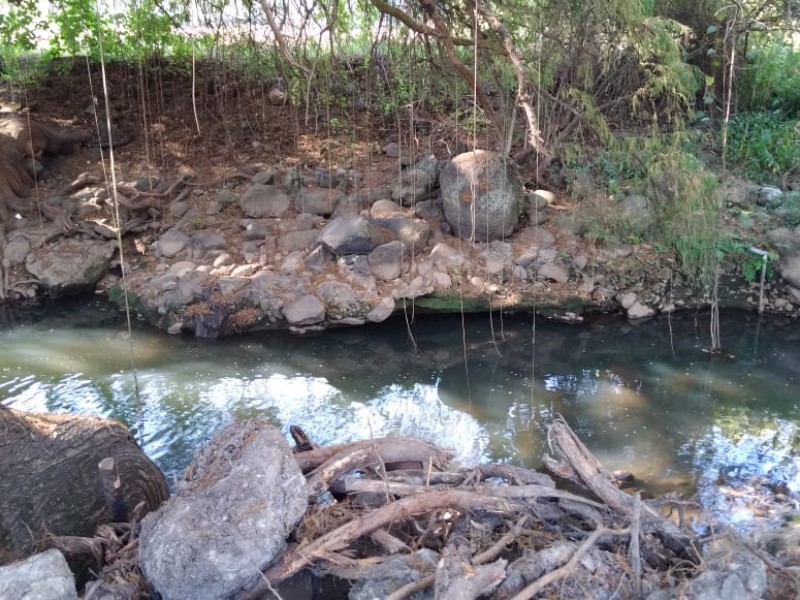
[44,417,800,599]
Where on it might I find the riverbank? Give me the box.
[1,63,799,335]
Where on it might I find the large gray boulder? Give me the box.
[318,215,394,255]
[391,155,440,205]
[239,184,292,218]
[139,420,307,600]
[25,238,117,298]
[440,150,523,242]
[0,549,77,600]
[295,187,344,216]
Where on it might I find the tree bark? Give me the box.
[0,407,168,560]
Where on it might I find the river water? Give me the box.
[2,297,799,527]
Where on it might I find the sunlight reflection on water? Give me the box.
[2,297,800,528]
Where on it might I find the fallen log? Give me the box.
[545,416,700,564]
[0,407,168,560]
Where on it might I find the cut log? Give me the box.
[0,408,168,560]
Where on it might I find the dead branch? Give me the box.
[238,490,517,598]
[435,540,507,600]
[417,0,500,134]
[367,0,500,51]
[477,3,549,159]
[547,417,699,563]
[294,436,451,473]
[115,175,187,199]
[510,526,629,600]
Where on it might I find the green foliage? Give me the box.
[629,17,702,125]
[717,235,776,284]
[726,112,800,184]
[647,148,720,287]
[738,38,800,117]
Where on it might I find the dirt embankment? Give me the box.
[0,61,794,336]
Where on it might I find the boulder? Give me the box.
[278,229,319,253]
[368,241,405,281]
[391,155,440,205]
[627,301,655,319]
[367,296,396,323]
[25,239,117,298]
[370,199,405,219]
[537,263,569,284]
[0,549,77,600]
[756,186,783,208]
[373,217,432,254]
[139,420,307,600]
[316,281,365,319]
[295,188,344,216]
[249,271,286,320]
[440,150,523,242]
[283,294,326,325]
[157,228,190,258]
[239,184,292,218]
[318,215,394,255]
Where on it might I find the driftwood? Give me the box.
[545,416,700,563]
[295,435,451,473]
[0,407,168,560]
[232,422,701,600]
[49,417,799,599]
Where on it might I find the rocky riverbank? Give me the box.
[7,147,800,337]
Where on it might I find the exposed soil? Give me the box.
[1,58,792,334]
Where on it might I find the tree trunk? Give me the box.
[0,407,168,560]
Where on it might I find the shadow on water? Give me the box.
[2,296,799,526]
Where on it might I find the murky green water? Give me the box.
[2,297,799,526]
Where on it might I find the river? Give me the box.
[2,296,798,528]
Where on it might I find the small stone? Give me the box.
[218,189,238,205]
[283,295,325,325]
[757,186,783,208]
[619,292,638,310]
[158,228,190,258]
[537,263,569,283]
[244,221,269,241]
[383,142,401,158]
[627,301,655,319]
[252,169,277,185]
[169,198,190,217]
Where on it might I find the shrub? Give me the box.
[726,112,800,184]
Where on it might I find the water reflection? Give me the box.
[2,297,800,525]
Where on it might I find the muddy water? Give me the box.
[2,297,799,527]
